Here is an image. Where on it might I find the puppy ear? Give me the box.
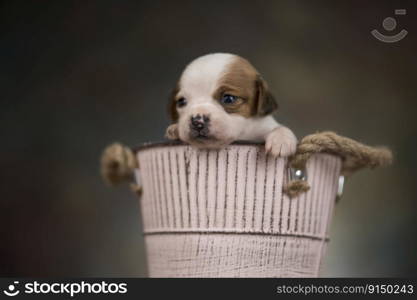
[254,75,278,116]
[168,83,180,122]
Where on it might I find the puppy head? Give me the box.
[169,53,277,148]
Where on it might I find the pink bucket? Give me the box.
[134,142,341,277]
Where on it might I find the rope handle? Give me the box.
[283,131,393,198]
[101,132,393,200]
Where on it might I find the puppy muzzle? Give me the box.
[189,114,210,138]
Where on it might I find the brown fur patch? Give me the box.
[214,56,278,117]
[255,75,278,116]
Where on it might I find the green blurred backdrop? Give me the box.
[1,0,416,277]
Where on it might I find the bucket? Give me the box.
[134,142,341,277]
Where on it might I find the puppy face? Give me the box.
[169,53,277,148]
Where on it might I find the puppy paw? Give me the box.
[165,123,179,140]
[100,143,137,185]
[265,126,297,157]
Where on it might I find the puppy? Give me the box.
[166,53,297,157]
[101,53,297,186]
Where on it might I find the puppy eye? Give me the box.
[176,97,187,108]
[220,94,238,104]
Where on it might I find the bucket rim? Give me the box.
[133,140,264,153]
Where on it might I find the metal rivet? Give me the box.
[290,168,307,181]
[336,176,345,202]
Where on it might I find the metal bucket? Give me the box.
[134,142,341,277]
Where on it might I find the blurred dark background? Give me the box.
[1,0,416,277]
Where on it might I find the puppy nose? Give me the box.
[191,114,209,130]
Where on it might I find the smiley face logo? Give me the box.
[3,281,20,297]
[371,9,408,43]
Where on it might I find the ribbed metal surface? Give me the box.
[135,145,341,277]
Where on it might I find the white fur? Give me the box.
[169,53,297,156]
[179,53,235,101]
